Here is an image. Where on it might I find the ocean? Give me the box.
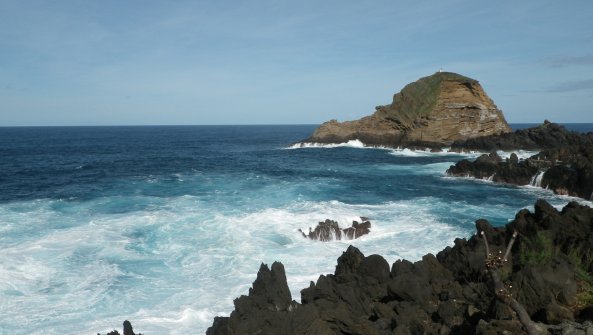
[1,124,592,334]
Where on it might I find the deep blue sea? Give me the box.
[1,124,592,334]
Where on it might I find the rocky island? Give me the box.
[302,72,512,147]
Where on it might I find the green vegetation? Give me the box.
[519,234,593,309]
[387,72,478,123]
[567,248,593,309]
[518,231,554,265]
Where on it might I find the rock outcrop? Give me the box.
[98,320,141,335]
[451,120,593,152]
[446,145,593,200]
[207,200,593,334]
[304,72,511,147]
[299,218,372,241]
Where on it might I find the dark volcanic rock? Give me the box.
[537,146,593,200]
[207,200,593,335]
[447,145,593,200]
[452,120,593,152]
[207,262,297,335]
[99,320,140,335]
[446,153,541,185]
[300,218,372,241]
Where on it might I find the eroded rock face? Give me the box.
[207,200,593,335]
[299,218,371,241]
[304,72,511,147]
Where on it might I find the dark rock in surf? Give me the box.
[446,144,593,200]
[300,218,371,241]
[98,320,141,335]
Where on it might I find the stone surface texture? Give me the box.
[306,72,511,146]
[206,200,593,335]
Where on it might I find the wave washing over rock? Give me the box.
[302,72,511,147]
[202,200,593,334]
[299,218,371,241]
[447,122,593,200]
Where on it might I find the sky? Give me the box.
[1,0,592,126]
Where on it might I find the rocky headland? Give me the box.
[447,121,593,200]
[206,200,593,334]
[302,72,512,147]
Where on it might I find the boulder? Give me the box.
[300,218,372,241]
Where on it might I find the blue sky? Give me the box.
[1,1,592,126]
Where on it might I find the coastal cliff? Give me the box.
[304,72,512,147]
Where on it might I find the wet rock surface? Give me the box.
[447,144,593,200]
[299,218,372,241]
[206,200,593,334]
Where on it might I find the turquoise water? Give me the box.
[0,125,591,334]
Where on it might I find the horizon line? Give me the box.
[1,121,593,128]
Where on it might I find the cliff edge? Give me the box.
[305,72,512,147]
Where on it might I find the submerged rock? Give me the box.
[303,72,511,147]
[299,218,371,241]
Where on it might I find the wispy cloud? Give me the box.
[544,54,593,67]
[543,78,593,93]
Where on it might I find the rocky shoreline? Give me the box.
[447,121,593,201]
[206,75,593,334]
[204,200,593,334]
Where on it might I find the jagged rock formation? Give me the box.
[539,146,593,199]
[99,320,141,335]
[304,72,511,147]
[451,120,593,152]
[207,200,593,334]
[299,218,371,241]
[446,145,593,200]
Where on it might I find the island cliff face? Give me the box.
[306,72,512,146]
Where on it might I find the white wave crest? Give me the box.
[388,147,482,158]
[496,150,539,160]
[286,139,374,149]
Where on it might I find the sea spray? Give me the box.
[529,170,546,187]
